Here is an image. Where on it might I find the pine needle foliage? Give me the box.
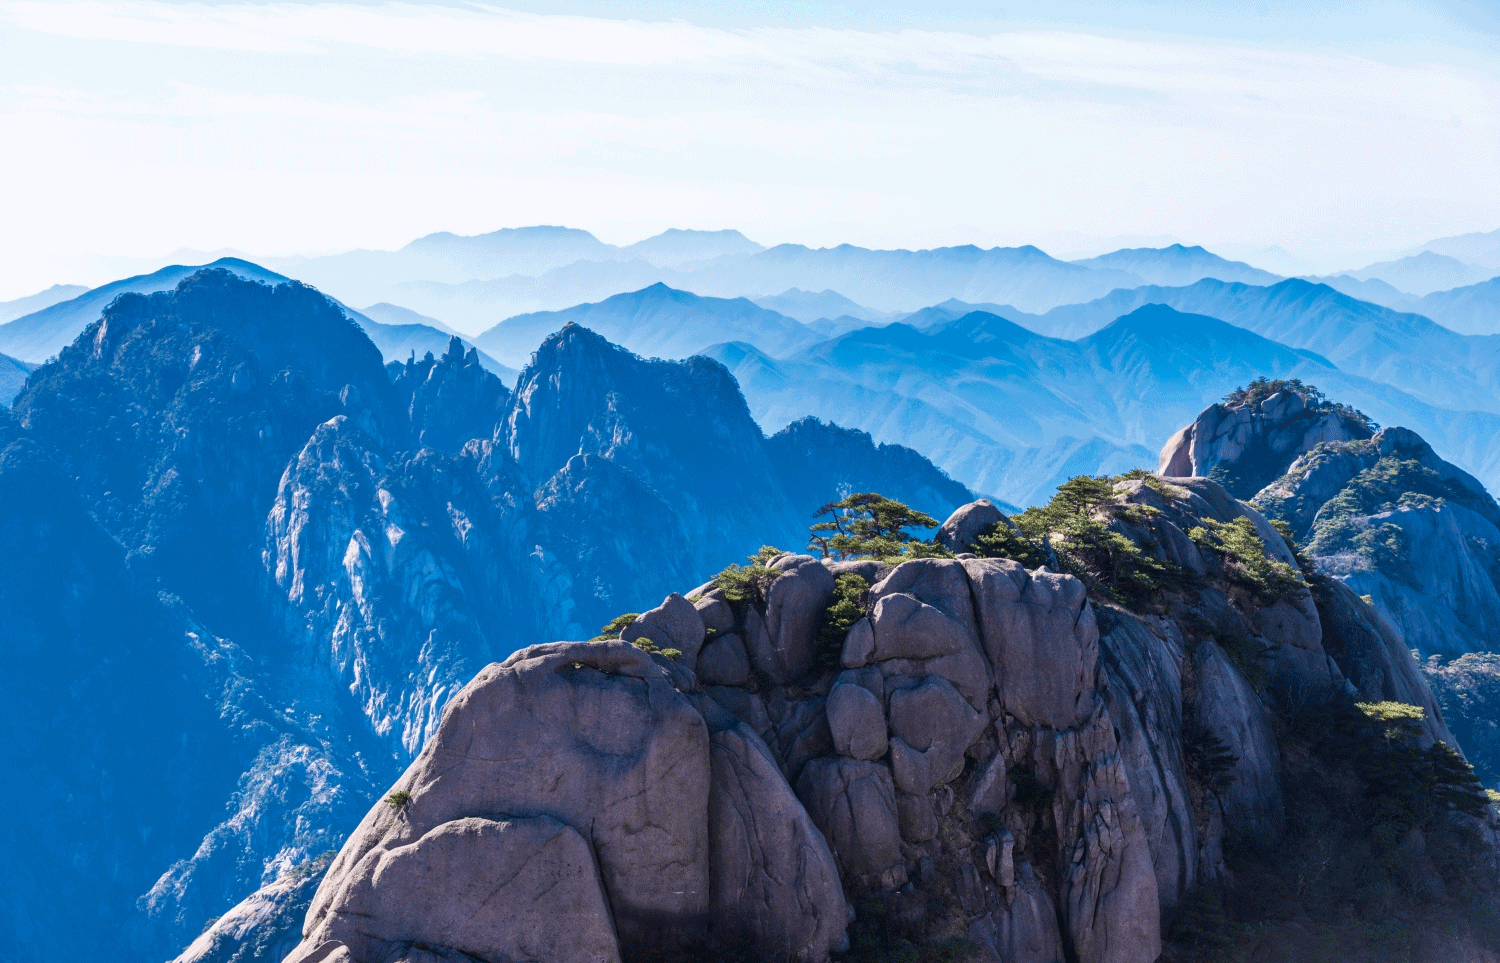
[808,492,948,562]
[1188,517,1307,604]
[815,573,870,671]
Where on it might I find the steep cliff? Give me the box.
[276,481,1498,963]
[0,268,980,963]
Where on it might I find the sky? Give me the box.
[1,0,1499,297]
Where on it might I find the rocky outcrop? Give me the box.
[389,335,509,453]
[290,641,847,963]
[1157,387,1372,498]
[285,548,1171,963]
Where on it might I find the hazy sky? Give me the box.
[2,0,1499,296]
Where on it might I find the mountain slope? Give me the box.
[616,227,763,266]
[0,258,289,362]
[1411,276,1500,336]
[1023,278,1500,417]
[475,282,823,367]
[0,352,32,405]
[764,415,978,522]
[1071,243,1282,286]
[0,283,88,324]
[1347,251,1493,296]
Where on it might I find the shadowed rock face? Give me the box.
[388,335,510,454]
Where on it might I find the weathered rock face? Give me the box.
[1157,388,1372,498]
[388,336,510,454]
[290,641,848,963]
[284,546,1171,963]
[1162,392,1500,668]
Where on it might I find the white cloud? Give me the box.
[0,0,1497,296]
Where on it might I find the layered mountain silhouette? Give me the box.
[1070,243,1282,286]
[474,282,823,367]
[0,283,87,324]
[0,267,972,963]
[1410,276,1500,336]
[1344,250,1493,296]
[1004,278,1500,417]
[707,304,1393,505]
[302,233,1289,329]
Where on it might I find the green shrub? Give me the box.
[715,563,781,604]
[627,636,683,660]
[969,520,1050,569]
[591,612,639,641]
[1188,517,1306,604]
[1006,476,1184,608]
[384,789,413,812]
[815,573,870,671]
[1356,701,1427,743]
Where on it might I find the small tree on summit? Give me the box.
[808,492,942,561]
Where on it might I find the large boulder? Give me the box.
[623,592,706,667]
[937,499,1008,554]
[826,679,888,761]
[963,558,1100,730]
[755,555,837,683]
[290,816,620,963]
[291,641,712,961]
[886,675,986,796]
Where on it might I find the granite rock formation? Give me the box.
[279,479,1473,963]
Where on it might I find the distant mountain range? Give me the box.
[1343,250,1493,297]
[0,284,87,324]
[989,278,1500,417]
[1070,243,1282,287]
[751,287,894,325]
[706,305,1346,504]
[262,227,764,309]
[248,229,1348,333]
[1414,225,1500,270]
[0,260,513,380]
[473,282,824,367]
